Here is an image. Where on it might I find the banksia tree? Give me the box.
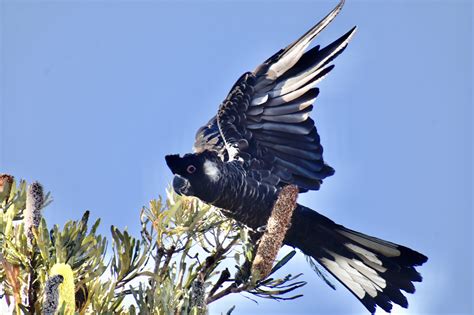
[0,175,307,314]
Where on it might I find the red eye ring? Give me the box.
[186,165,196,174]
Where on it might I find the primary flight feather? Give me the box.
[165,1,427,313]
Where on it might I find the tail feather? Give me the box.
[284,205,428,314]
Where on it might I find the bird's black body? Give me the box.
[165,1,427,313]
[166,152,278,228]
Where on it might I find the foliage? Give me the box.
[0,176,306,314]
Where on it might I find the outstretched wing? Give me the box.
[194,0,356,192]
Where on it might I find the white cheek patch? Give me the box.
[203,160,220,182]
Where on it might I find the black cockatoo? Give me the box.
[165,1,427,313]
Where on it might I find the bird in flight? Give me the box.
[165,1,427,313]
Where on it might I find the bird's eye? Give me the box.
[186,165,196,174]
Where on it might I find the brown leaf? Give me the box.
[0,174,14,203]
[1,254,22,306]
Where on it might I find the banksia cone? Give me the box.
[25,181,44,246]
[252,185,299,280]
[43,275,64,315]
[190,278,206,310]
[50,263,75,314]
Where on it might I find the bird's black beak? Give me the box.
[166,154,195,196]
[172,175,194,196]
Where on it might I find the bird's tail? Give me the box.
[284,204,428,314]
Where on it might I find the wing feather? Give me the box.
[263,0,346,77]
[194,0,355,191]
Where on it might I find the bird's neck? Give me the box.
[211,161,279,229]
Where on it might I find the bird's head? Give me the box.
[165,150,223,203]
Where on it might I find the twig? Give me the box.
[27,253,39,314]
[206,282,253,304]
[159,245,176,278]
[208,268,231,297]
[151,245,165,295]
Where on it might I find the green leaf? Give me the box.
[268,250,296,277]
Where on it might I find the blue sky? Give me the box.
[1,0,472,314]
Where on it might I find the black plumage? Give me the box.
[165,1,427,313]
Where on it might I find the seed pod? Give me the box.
[43,274,64,315]
[50,263,75,314]
[25,181,44,247]
[252,185,298,280]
